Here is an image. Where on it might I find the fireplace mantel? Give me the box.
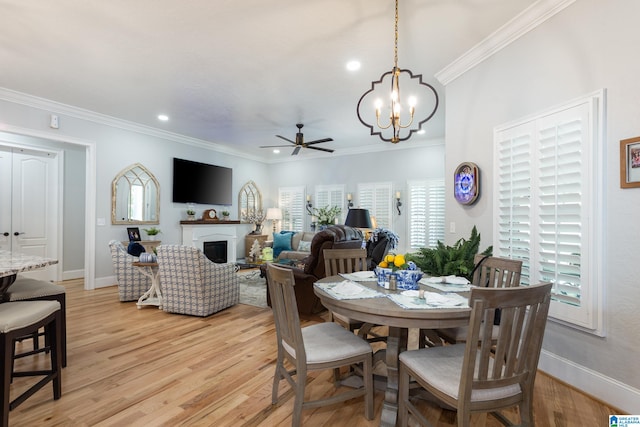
[181,223,239,262]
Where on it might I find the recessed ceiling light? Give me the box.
[346,60,361,71]
[417,129,426,135]
[157,114,169,121]
[273,149,280,154]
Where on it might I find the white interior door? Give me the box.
[0,147,12,252]
[1,146,59,281]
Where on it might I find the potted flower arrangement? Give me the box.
[242,209,266,234]
[313,205,341,230]
[375,253,423,290]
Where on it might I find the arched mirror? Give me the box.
[112,163,160,225]
[238,180,262,219]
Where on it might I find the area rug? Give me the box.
[237,269,268,308]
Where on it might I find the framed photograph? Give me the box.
[620,137,640,188]
[127,227,141,241]
[454,162,480,205]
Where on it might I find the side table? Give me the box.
[133,262,162,309]
[245,234,268,258]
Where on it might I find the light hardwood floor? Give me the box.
[9,279,621,426]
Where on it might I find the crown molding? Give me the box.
[0,87,268,163]
[435,0,576,86]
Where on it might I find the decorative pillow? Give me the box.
[273,231,295,258]
[297,240,312,252]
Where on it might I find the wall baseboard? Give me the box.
[94,276,117,289]
[539,350,640,414]
[62,269,84,281]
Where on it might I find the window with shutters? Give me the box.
[357,182,392,229]
[494,90,604,335]
[408,179,445,249]
[314,185,346,223]
[278,186,305,233]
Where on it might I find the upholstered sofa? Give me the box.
[265,231,316,260]
[108,240,151,302]
[156,245,239,317]
[260,225,364,315]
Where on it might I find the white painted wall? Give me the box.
[444,0,640,410]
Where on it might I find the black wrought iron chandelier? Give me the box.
[356,0,439,144]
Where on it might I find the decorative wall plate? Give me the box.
[454,162,479,205]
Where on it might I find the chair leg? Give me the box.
[1,335,12,427]
[398,363,410,427]
[292,366,306,427]
[271,354,283,405]
[363,356,374,420]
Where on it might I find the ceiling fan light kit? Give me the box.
[260,123,334,156]
[356,0,439,144]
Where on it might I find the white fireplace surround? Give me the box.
[181,224,237,263]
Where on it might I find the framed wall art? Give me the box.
[620,137,640,188]
[454,162,479,205]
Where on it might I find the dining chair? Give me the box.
[432,255,522,345]
[266,263,374,426]
[323,248,386,343]
[398,282,552,427]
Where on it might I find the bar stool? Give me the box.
[1,300,62,427]
[5,278,67,367]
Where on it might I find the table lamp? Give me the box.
[266,207,283,233]
[344,208,373,229]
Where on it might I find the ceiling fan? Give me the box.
[260,123,334,155]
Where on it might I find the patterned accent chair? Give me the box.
[108,240,151,302]
[156,245,239,317]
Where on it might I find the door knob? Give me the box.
[2,232,8,237]
[13,232,25,236]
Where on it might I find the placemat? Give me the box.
[387,291,468,309]
[314,280,386,300]
[339,271,378,282]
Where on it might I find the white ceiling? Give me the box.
[0,0,535,159]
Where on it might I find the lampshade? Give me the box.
[344,208,372,229]
[266,208,282,221]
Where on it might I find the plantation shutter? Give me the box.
[494,91,604,334]
[357,182,392,229]
[315,185,346,223]
[278,186,304,232]
[408,179,445,249]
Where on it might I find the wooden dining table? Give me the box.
[314,275,471,427]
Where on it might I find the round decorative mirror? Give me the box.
[238,180,262,219]
[112,163,160,225]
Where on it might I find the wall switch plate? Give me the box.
[449,221,456,233]
[50,114,59,129]
[97,217,106,226]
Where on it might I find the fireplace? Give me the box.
[203,241,228,263]
[181,223,239,263]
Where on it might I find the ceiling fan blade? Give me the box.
[292,146,301,156]
[276,135,296,144]
[259,144,294,148]
[306,146,334,153]
[305,138,333,145]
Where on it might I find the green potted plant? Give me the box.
[221,210,230,220]
[143,227,162,238]
[186,209,196,221]
[406,226,492,281]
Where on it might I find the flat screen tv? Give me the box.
[172,158,233,205]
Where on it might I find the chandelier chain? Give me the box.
[394,0,399,69]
